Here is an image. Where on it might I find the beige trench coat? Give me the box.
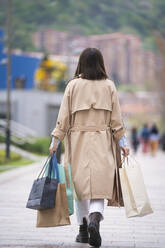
[51,78,125,201]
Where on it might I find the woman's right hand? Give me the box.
[121,146,130,157]
[49,146,57,155]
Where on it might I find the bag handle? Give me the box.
[37,155,51,179]
[48,153,60,182]
[121,155,139,168]
[126,155,139,167]
[121,156,129,168]
[37,153,60,182]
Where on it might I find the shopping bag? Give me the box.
[26,155,59,210]
[108,143,124,207]
[45,157,74,216]
[36,182,71,227]
[119,156,153,217]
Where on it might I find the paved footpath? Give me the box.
[0,152,165,248]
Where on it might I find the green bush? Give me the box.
[0,135,51,155]
[18,137,65,155]
[17,137,51,155]
[0,135,5,143]
[0,149,21,165]
[0,135,64,155]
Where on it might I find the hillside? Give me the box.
[0,0,164,51]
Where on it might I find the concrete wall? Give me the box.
[0,90,63,136]
[0,89,160,137]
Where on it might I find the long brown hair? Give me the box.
[74,48,108,80]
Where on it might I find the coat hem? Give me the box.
[74,194,112,201]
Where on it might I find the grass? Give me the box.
[4,158,34,166]
[0,149,34,173]
[0,149,22,165]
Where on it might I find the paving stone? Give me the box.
[0,151,165,247]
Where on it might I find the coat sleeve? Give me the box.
[51,84,71,141]
[110,82,125,141]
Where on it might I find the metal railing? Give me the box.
[0,119,38,144]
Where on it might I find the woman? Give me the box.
[149,124,160,156]
[49,48,129,247]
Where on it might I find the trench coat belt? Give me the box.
[69,124,111,132]
[64,124,111,187]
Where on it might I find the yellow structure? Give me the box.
[35,56,67,91]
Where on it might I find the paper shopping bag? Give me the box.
[119,157,153,218]
[46,161,74,216]
[36,183,71,227]
[108,144,124,207]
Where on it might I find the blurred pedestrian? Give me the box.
[49,48,129,247]
[149,124,160,156]
[140,123,150,154]
[131,126,139,153]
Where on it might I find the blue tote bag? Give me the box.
[46,153,74,216]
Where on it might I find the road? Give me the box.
[0,151,165,248]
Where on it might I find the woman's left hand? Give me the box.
[121,146,130,157]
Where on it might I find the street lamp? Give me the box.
[6,0,12,159]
